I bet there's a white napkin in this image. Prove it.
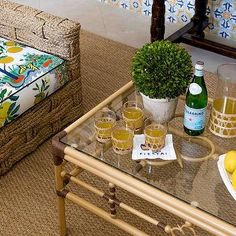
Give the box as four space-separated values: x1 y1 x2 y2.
132 134 177 161
217 154 236 201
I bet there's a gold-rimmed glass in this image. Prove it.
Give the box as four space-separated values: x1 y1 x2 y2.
122 101 144 130
111 122 134 155
144 122 167 152
94 108 116 143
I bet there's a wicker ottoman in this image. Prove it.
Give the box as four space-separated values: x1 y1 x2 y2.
0 0 83 175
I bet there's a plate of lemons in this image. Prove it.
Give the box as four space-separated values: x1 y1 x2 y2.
217 150 236 201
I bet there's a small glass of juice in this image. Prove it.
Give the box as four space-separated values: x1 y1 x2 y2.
94 108 116 143
111 122 134 155
122 101 144 131
144 122 167 151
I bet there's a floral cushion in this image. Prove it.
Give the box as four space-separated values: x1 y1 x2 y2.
0 37 68 128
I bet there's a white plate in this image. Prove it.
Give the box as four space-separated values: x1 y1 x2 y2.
217 154 236 201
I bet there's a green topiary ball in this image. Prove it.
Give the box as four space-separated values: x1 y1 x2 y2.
132 40 193 99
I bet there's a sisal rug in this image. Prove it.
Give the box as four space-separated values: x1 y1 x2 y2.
0 30 215 236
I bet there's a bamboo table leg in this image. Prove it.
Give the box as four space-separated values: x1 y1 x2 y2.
54 160 67 236
108 183 117 218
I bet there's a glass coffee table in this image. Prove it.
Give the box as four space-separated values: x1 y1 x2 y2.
52 81 236 236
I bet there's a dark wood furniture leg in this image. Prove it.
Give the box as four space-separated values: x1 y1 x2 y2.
191 0 209 38
151 0 165 42
151 0 236 59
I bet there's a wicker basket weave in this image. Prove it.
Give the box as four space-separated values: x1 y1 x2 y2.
209 106 236 138
0 0 83 175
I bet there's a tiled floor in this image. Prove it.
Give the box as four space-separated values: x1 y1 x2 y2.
12 0 236 73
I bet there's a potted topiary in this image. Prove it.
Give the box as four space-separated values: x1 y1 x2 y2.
132 40 192 122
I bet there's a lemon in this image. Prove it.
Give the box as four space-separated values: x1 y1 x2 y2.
224 150 236 174
232 170 236 190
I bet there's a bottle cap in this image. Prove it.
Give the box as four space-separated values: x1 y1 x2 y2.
195 61 204 70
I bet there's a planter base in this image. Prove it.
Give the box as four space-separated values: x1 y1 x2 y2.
141 93 178 123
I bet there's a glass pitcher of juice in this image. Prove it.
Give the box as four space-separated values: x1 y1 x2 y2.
209 64 236 138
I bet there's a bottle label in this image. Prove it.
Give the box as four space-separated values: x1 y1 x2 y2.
195 68 203 77
189 83 202 95
184 105 206 131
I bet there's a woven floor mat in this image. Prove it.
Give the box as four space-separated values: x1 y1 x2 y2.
0 30 217 236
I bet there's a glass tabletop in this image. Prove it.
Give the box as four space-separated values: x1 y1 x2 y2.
61 87 236 227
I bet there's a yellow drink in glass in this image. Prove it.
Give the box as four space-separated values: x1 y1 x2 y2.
95 119 115 140
144 124 167 151
96 120 114 130
209 97 236 137
209 64 236 138
94 109 116 143
145 128 166 137
122 102 144 130
213 97 236 116
112 127 134 155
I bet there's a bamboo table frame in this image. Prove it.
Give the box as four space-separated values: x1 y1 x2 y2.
52 81 236 236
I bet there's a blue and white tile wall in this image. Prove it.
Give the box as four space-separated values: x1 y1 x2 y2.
98 0 236 41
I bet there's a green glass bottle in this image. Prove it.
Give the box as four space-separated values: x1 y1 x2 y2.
184 61 208 136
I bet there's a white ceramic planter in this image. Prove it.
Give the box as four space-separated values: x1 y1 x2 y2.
141 93 178 123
